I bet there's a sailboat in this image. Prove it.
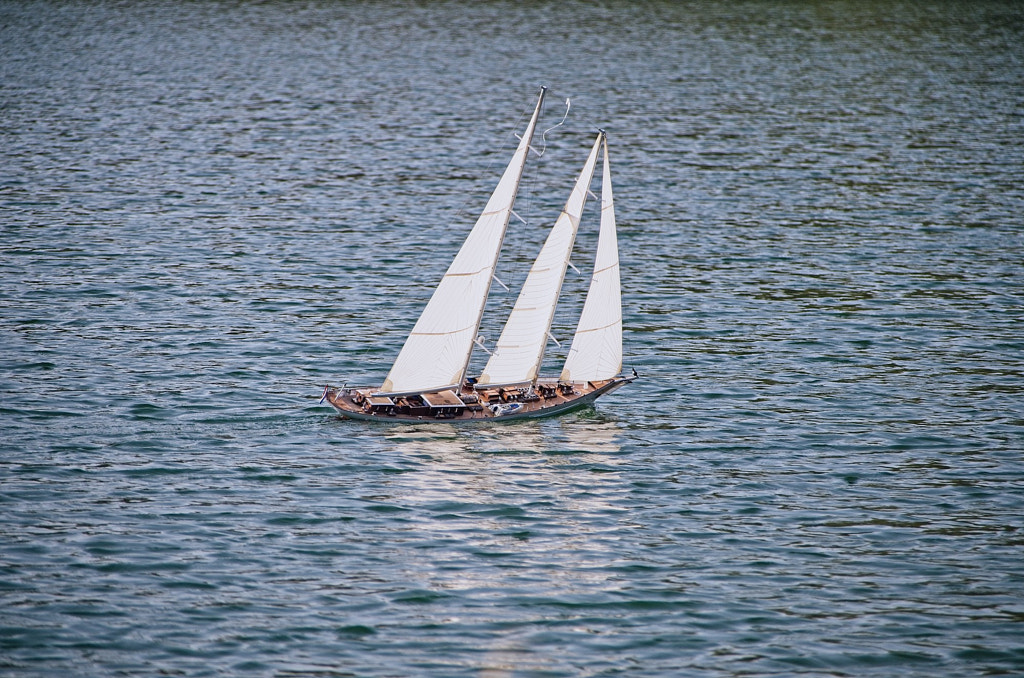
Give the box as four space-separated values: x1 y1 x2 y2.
321 87 635 421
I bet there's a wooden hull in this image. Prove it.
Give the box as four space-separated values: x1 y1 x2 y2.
322 376 634 423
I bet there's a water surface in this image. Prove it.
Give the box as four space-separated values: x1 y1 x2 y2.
2 1 1023 676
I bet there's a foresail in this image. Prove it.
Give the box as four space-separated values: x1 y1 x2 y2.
561 137 622 383
477 132 604 387
380 89 546 395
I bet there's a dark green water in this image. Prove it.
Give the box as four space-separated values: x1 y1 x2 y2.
2 1 1023 676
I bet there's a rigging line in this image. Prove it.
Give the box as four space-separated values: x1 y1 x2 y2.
542 88 609 137
497 127 542 307
441 89 537 225
423 92 539 289
535 97 571 157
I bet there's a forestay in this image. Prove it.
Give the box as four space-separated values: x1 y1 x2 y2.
478 132 604 387
379 90 546 395
561 138 622 383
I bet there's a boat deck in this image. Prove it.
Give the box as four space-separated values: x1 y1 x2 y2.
322 377 633 422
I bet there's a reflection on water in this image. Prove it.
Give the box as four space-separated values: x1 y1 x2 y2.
382 417 624 456
383 424 466 456
375 417 636 676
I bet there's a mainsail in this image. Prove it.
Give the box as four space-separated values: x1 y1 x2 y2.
477 132 604 387
561 137 622 383
379 89 547 395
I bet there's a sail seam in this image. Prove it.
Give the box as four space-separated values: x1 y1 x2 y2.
591 262 619 275
572 319 622 333
444 269 491 278
410 328 474 336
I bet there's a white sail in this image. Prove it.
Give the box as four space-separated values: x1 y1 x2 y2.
478 132 604 387
380 89 546 395
561 137 622 383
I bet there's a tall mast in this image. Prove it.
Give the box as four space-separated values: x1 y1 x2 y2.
561 134 622 383
379 87 547 395
477 131 604 388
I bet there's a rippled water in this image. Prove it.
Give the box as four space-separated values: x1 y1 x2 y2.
3 1 1024 676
